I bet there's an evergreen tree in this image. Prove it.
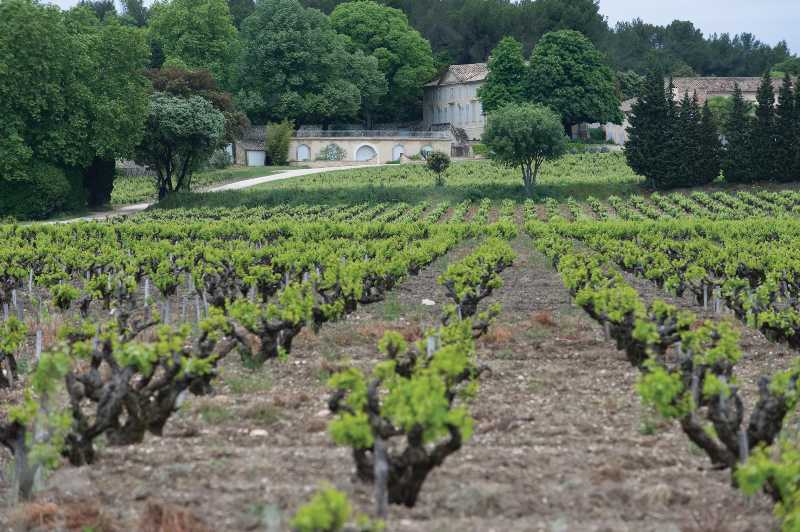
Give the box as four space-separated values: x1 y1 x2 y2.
722 84 754 183
751 71 779 181
795 80 800 181
670 91 697 188
478 37 527 114
698 100 723 185
625 69 672 189
775 73 797 181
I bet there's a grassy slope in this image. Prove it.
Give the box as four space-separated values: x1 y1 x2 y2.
155 153 644 210
110 165 295 206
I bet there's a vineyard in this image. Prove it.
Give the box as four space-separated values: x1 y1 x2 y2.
2 157 800 530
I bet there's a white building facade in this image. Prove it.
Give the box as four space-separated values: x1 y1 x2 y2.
423 63 488 141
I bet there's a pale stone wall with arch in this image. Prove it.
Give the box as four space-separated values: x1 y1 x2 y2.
286 136 450 164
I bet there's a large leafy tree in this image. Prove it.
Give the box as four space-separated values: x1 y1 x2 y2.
148 0 239 88
478 37 527 114
330 0 432 123
482 103 567 194
134 93 226 199
146 67 249 145
0 0 150 213
227 0 255 28
527 30 622 132
237 0 380 125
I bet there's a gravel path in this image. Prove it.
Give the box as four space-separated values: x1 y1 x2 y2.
51 164 384 223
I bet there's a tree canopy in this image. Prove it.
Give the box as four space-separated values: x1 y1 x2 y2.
148 0 239 88
330 0 433 123
135 93 226 199
236 0 383 125
482 103 567 193
301 0 795 77
477 37 527 114
527 30 623 130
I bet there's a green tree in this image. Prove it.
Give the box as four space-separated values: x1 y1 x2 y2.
772 57 800 76
722 84 755 184
265 120 294 165
482 103 567 194
119 0 149 26
0 0 149 215
751 71 780 181
775 73 797 181
330 0 433 123
478 37 527 114
227 0 254 28
425 151 450 186
624 70 673 189
146 67 249 146
134 93 226 199
527 30 623 133
616 70 645 100
237 0 378 125
698 101 723 185
795 79 800 181
148 0 239 88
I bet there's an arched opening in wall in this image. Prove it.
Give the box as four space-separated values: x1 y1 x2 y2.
392 144 404 161
296 144 310 161
355 144 378 162
421 145 433 159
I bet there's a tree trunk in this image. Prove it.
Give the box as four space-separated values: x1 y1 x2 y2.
521 163 533 196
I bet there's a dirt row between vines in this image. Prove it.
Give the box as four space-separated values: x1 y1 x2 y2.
5 236 778 531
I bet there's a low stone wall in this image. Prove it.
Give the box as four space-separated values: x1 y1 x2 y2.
288 136 451 164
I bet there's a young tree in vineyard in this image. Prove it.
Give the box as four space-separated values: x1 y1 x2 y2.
482 103 567 194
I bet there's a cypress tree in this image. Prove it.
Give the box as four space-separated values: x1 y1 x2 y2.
625 69 671 189
794 79 800 181
723 84 754 183
671 91 697 187
752 71 779 181
698 100 723 185
775 73 796 182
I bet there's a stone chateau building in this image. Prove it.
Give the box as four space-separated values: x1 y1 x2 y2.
233 69 791 165
423 63 488 141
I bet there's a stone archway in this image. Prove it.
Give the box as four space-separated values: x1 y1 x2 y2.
355 144 378 162
392 144 405 161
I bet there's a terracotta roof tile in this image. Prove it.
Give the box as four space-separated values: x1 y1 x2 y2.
427 63 488 86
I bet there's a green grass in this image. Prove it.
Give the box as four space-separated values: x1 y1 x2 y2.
153 153 644 211
110 165 296 206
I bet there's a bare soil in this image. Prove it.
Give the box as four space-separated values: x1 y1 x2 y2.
2 236 780 531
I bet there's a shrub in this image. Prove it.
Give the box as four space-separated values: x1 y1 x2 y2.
425 151 450 186
265 120 294 165
208 148 232 169
317 144 346 161
471 143 489 157
0 161 85 219
588 127 606 143
291 484 382 532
